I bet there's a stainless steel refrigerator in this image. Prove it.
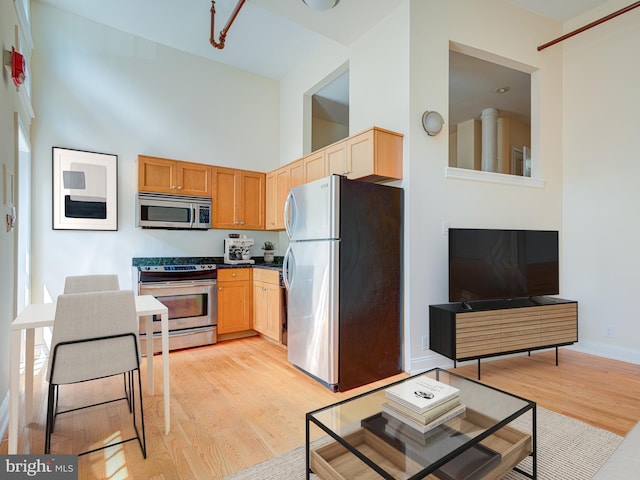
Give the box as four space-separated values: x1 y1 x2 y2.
283 174 402 391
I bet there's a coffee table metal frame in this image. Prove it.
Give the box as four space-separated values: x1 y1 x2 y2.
306 368 536 480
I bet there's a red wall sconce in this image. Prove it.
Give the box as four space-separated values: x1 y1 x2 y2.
3 47 26 87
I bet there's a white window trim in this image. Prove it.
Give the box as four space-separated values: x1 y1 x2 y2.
445 166 546 188
14 0 33 53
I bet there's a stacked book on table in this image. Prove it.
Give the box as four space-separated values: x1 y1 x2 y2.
382 375 465 436
359 375 501 480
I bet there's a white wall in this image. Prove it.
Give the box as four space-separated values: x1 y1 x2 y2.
279 42 348 163
562 0 640 361
406 0 565 372
30 3 281 300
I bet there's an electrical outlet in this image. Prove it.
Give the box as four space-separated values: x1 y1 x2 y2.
422 335 429 350
604 326 614 338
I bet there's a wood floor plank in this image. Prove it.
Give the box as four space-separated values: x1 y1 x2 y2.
2 336 639 479
451 348 640 436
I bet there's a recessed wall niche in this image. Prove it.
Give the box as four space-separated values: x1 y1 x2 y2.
310 69 349 152
449 49 531 177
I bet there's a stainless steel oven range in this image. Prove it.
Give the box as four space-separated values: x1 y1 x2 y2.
136 264 217 352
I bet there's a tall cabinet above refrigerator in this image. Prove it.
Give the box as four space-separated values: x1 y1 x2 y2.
283 175 403 391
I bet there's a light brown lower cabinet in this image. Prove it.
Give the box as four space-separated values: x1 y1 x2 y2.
217 268 253 334
252 269 281 342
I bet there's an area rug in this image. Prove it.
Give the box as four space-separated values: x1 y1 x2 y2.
222 407 622 480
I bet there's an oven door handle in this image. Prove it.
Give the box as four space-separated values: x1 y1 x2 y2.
140 281 216 290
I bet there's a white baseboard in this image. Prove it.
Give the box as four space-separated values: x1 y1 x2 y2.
0 392 8 446
568 341 640 365
407 342 640 377
407 352 454 375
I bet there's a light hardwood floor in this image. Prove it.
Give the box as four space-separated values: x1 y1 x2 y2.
2 336 639 479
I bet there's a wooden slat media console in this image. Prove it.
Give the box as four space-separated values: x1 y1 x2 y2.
429 298 578 379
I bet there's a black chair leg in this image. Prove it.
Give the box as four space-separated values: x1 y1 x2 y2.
51 385 60 433
44 383 56 454
123 372 133 412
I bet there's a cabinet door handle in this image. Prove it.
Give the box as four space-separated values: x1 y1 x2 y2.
177 185 183 190
171 185 177 189
340 170 350 175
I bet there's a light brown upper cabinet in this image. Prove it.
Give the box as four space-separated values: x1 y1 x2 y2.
290 159 304 189
266 166 291 231
326 142 348 176
304 126 402 184
345 127 403 182
266 160 304 231
303 150 327 183
138 155 212 197
213 167 265 230
265 127 403 231
265 172 276 230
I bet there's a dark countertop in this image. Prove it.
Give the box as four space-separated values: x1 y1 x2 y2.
132 256 283 270
229 263 283 271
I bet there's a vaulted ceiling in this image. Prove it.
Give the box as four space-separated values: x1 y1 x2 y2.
37 0 612 128
38 0 611 80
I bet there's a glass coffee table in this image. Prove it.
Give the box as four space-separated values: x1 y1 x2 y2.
306 368 536 480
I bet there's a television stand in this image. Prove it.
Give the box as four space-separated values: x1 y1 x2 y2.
529 295 551 305
429 297 578 379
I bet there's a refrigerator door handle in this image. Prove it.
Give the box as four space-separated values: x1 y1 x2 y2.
282 246 294 292
284 191 296 238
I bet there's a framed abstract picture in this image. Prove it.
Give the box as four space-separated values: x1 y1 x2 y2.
52 147 118 230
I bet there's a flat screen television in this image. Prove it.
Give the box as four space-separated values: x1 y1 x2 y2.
449 228 559 303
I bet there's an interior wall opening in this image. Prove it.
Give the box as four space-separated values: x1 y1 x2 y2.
309 67 349 152
449 48 532 177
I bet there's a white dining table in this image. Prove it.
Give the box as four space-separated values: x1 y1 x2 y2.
8 294 170 454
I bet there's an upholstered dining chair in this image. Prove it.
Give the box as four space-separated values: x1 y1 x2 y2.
63 274 119 294
45 290 147 458
62 273 135 411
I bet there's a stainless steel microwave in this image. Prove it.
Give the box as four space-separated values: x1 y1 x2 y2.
137 192 212 230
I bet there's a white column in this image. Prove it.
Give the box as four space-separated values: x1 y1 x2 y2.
481 107 498 172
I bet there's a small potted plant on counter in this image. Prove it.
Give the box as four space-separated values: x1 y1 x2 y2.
262 241 276 263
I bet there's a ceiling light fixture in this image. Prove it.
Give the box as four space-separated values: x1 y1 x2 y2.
302 0 340 11
495 86 510 94
210 0 246 50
